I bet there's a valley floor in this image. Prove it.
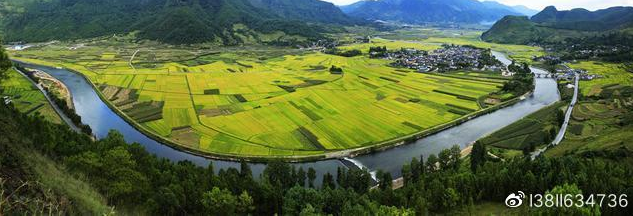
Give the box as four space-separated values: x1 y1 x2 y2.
7 34 542 159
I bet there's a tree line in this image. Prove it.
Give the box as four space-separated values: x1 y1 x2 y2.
2 98 632 215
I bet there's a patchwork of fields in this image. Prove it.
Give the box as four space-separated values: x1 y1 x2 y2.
567 61 633 96
9 37 534 158
0 69 62 124
547 61 633 158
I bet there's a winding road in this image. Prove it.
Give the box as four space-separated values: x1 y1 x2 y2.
532 72 579 158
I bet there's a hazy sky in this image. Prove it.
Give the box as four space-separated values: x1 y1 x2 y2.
322 0 633 11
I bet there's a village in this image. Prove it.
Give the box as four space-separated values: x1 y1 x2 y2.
371 44 503 72
533 55 601 81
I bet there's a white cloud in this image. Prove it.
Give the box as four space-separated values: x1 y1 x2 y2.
321 0 633 10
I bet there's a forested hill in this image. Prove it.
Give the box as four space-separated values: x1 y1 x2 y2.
248 0 357 25
531 6 633 31
0 0 351 44
482 6 633 44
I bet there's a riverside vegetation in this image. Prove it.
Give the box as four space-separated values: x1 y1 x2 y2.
2 88 632 215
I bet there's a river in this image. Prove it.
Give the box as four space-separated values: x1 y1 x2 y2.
19 51 560 180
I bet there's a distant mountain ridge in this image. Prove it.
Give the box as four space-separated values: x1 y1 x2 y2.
531 6 633 31
482 6 633 44
1 0 352 44
340 0 534 24
480 1 539 16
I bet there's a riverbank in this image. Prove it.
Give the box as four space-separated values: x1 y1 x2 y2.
13 67 84 134
30 68 74 109
13 57 531 162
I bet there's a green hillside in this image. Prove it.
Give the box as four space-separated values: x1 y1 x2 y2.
248 0 355 25
481 16 595 44
1 0 345 44
532 6 633 31
482 6 633 44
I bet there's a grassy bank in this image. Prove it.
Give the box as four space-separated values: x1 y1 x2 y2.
0 68 61 123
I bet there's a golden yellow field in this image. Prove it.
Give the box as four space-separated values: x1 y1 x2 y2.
9 36 532 158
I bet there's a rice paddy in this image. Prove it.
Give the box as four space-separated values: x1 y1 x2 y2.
567 61 633 96
0 68 62 124
8 36 523 158
546 61 633 158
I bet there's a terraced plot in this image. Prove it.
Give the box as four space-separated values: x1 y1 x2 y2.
567 61 633 96
10 40 513 159
0 69 62 124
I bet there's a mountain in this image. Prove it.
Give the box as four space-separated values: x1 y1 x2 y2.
340 0 521 24
510 5 540 17
531 6 633 31
482 6 633 44
1 0 349 44
480 1 539 16
248 0 355 25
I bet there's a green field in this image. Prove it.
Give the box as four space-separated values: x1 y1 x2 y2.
547 61 633 160
567 61 633 96
8 33 537 159
479 102 565 151
0 68 62 124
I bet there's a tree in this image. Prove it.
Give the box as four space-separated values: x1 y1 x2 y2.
426 154 439 173
239 160 252 179
378 171 393 190
307 168 316 188
283 186 323 215
201 187 237 215
427 179 445 211
299 204 320 216
401 164 412 186
449 145 462 170
470 141 486 172
297 167 307 187
264 160 292 189
236 191 254 214
336 167 346 186
410 157 421 181
439 149 451 171
0 44 11 80
443 188 460 210
414 195 429 216
556 109 566 125
322 173 336 189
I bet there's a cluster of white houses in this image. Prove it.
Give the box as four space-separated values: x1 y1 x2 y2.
554 65 601 81
381 45 502 72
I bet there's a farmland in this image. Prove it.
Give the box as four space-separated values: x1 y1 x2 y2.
479 102 565 152
567 61 633 96
8 35 534 159
546 62 633 160
0 68 62 124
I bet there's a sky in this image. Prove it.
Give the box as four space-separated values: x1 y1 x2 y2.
322 0 633 11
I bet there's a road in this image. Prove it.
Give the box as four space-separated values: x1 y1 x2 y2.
14 67 83 134
552 73 580 145
532 73 579 159
129 49 140 71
